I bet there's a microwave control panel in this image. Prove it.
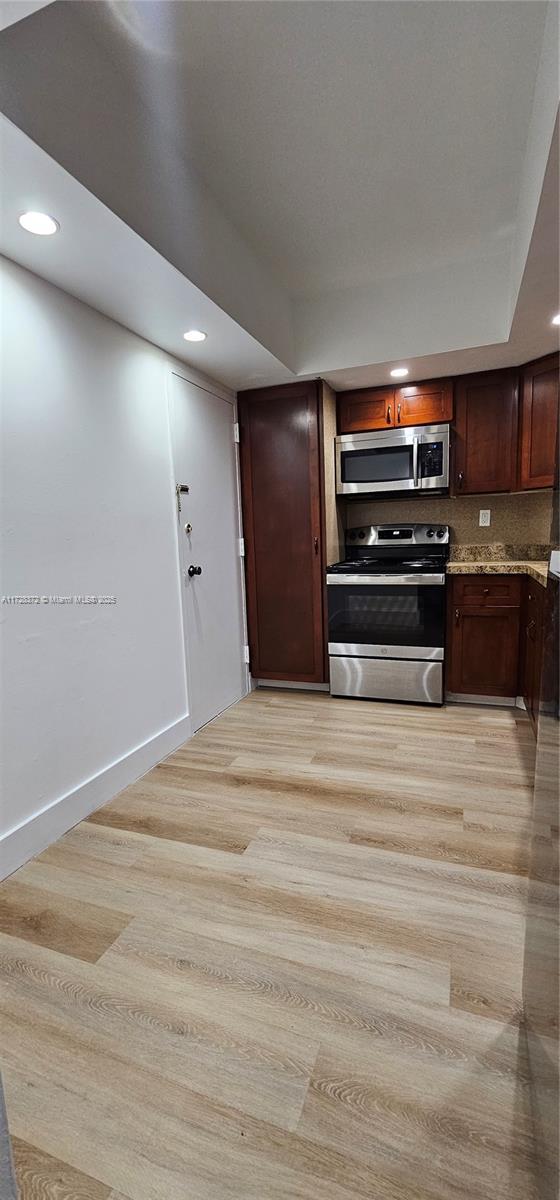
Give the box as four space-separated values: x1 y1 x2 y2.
419 441 444 478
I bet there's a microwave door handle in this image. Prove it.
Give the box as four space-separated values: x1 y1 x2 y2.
412 437 419 487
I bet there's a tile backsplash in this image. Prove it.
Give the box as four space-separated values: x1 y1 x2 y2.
345 489 554 546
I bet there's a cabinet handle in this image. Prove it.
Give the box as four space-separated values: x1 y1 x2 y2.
314 536 319 555
386 405 392 424
397 403 401 423
483 587 489 596
455 608 461 625
457 471 464 489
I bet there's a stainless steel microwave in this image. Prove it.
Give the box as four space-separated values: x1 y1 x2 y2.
335 423 450 496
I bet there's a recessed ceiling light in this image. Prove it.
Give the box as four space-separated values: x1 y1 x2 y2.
19 211 59 236
552 314 560 326
183 329 207 343
390 367 409 378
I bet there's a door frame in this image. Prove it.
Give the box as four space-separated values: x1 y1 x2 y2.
167 366 250 731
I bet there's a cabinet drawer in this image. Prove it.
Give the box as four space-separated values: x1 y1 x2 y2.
451 575 522 607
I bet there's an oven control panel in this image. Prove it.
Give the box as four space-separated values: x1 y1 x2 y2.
346 524 449 546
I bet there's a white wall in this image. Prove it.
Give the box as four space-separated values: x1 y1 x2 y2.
0 257 231 876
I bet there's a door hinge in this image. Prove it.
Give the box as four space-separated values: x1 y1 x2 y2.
243 644 250 665
233 422 240 443
238 537 245 557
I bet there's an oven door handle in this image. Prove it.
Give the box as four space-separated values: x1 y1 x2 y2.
326 573 446 586
412 436 420 488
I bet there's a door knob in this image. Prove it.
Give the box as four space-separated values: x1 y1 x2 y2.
188 565 202 577
184 523 193 535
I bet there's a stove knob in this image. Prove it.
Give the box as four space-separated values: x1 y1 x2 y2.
436 528 445 539
426 528 435 538
349 531 357 540
358 530 365 539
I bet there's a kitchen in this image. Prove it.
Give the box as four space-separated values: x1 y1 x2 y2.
239 362 557 724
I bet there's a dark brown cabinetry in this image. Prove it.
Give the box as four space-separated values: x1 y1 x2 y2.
519 354 559 491
453 370 518 495
338 388 395 433
337 378 452 433
238 381 326 683
336 358 556 495
520 578 545 732
395 379 454 427
447 575 522 698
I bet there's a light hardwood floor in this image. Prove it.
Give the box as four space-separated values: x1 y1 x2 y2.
0 689 542 1199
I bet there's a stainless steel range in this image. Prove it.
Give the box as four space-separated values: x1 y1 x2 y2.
327 523 450 705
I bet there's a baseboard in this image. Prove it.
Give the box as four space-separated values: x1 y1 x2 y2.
0 714 192 880
445 692 516 707
255 680 330 692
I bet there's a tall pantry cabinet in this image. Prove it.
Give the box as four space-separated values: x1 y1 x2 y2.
237 380 332 683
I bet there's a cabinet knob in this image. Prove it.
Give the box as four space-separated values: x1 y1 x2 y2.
188 564 202 577
483 587 489 596
455 608 461 625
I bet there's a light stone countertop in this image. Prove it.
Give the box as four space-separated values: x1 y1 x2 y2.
447 560 549 586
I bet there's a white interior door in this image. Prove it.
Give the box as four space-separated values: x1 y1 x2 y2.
170 372 248 731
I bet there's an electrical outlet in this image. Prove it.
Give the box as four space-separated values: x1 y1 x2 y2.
479 509 491 527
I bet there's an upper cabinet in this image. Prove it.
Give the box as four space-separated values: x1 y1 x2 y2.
337 379 452 433
338 387 395 433
519 353 559 491
453 370 518 495
395 379 453 428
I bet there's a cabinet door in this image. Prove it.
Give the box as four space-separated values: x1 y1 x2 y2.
522 581 545 731
519 354 559 490
337 389 394 433
448 604 520 696
395 379 453 427
454 371 518 494
238 382 325 683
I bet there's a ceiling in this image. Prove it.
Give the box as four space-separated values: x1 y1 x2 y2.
82 0 546 298
0 114 294 391
0 0 558 390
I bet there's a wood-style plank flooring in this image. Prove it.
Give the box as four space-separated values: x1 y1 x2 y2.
0 690 541 1199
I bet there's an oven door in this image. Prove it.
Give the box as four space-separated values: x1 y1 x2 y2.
327 574 446 659
335 425 449 495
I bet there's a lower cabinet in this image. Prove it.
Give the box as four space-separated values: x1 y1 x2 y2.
447 575 522 698
520 580 545 732
447 573 546 733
